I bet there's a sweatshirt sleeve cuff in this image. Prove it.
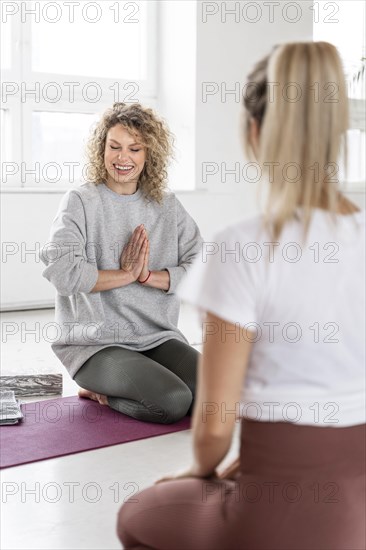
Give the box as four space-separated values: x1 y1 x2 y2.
78 262 99 294
163 266 186 295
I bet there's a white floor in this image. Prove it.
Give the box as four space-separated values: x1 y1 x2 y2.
1 306 240 550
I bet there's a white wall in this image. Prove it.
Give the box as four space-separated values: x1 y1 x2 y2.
158 0 197 191
195 0 312 190
1 1 365 310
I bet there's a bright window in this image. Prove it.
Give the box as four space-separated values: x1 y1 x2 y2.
31 9 148 80
314 0 366 190
0 0 157 189
31 111 100 184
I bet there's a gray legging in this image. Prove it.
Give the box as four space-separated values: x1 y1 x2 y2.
74 339 200 424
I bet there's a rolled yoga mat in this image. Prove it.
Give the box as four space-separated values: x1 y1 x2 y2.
0 396 191 469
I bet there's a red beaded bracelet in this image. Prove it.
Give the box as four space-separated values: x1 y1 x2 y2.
139 270 152 284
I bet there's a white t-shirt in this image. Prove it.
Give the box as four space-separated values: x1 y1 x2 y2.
176 208 366 427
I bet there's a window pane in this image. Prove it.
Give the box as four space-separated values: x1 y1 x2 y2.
314 1 365 190
31 1 148 79
1 109 9 163
339 129 366 186
32 111 99 184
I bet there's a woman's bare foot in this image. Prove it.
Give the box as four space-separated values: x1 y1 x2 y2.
78 388 109 406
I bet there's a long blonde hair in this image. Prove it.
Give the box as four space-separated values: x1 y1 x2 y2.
243 41 353 240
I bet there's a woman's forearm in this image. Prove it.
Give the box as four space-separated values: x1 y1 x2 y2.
191 433 232 477
90 269 134 292
141 270 170 291
191 398 233 478
91 269 171 292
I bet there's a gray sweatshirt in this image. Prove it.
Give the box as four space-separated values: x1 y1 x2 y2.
40 182 203 378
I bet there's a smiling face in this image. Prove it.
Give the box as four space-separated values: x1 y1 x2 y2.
104 124 146 195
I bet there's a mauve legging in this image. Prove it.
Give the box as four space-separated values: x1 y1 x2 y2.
117 420 366 550
74 339 200 424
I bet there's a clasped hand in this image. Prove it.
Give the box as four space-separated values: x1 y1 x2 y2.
120 224 150 283
154 458 241 485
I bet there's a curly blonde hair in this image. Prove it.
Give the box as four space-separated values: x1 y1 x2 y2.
85 103 174 203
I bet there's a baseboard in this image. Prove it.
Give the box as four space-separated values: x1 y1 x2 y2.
0 300 55 312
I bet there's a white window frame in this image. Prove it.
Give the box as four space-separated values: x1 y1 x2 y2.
0 0 157 190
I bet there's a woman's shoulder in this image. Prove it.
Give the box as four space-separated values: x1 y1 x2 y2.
207 208 366 248
56 183 101 215
63 182 102 205
212 213 266 242
72 182 101 199
153 189 183 211
160 188 177 202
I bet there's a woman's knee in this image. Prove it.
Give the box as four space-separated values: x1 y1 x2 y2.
160 386 193 423
116 500 135 548
117 486 156 548
109 386 192 424
141 390 192 424
140 376 193 423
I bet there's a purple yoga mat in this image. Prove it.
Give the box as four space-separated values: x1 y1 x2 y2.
0 396 191 469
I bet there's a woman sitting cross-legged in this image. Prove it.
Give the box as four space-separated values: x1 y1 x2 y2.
117 42 365 550
40 103 203 424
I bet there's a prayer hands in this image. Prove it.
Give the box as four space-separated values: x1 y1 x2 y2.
120 224 148 281
137 229 150 283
